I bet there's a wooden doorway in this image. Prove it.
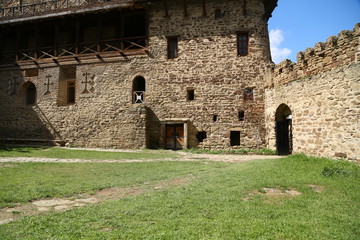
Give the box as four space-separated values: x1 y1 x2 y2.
166 124 184 150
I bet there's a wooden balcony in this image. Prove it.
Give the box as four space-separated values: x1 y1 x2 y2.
0 36 148 65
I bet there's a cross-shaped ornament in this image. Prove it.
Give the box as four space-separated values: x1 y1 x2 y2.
10 76 19 95
82 72 91 94
44 74 53 95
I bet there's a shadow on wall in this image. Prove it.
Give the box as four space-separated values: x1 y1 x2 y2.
0 72 62 146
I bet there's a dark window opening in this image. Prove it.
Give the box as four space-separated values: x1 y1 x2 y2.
67 81 76 104
196 131 207 143
213 114 218 122
26 83 36 105
230 131 240 146
187 89 194 101
238 110 245 121
244 88 254 101
25 69 39 77
214 9 222 19
237 33 248 56
167 37 178 59
133 76 146 104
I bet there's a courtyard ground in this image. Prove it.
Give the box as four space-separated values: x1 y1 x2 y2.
0 147 359 239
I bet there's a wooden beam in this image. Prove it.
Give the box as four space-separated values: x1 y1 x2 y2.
202 0 206 16
183 0 188 17
243 0 247 16
163 0 169 18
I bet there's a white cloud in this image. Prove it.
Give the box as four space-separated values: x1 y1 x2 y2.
269 29 292 64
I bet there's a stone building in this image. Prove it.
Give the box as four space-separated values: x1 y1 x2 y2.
0 0 359 160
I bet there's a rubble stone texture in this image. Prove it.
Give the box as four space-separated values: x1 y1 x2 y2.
0 0 359 160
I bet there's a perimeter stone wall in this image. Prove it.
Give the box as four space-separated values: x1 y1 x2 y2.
0 0 272 149
265 24 360 160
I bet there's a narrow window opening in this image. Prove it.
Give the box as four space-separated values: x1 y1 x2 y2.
237 32 248 56
25 69 39 77
187 89 194 101
230 131 240 146
244 88 254 101
212 114 218 122
214 9 222 19
133 76 146 104
67 81 76 104
196 131 207 143
26 83 36 105
238 110 245 121
167 37 178 59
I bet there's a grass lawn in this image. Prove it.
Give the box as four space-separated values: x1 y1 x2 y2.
0 147 179 160
0 154 359 239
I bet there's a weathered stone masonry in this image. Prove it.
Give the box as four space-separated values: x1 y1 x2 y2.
265 24 360 160
1 0 358 161
0 0 276 149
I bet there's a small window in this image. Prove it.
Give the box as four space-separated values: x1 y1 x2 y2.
212 114 218 122
26 83 36 105
214 9 222 19
187 89 194 101
133 76 146 104
167 37 178 59
244 88 254 101
25 69 39 77
238 110 245 121
230 131 240 146
196 131 207 143
67 81 76 104
237 33 248 56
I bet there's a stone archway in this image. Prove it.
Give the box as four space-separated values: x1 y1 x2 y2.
18 81 37 105
275 104 292 155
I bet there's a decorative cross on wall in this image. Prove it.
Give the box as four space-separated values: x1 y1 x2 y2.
82 72 91 94
10 76 19 95
44 74 53 95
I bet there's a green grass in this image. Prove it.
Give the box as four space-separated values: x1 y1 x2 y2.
0 147 179 160
0 154 359 239
183 147 276 155
0 161 223 208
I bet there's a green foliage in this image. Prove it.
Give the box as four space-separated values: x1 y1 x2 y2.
0 154 359 239
322 159 359 177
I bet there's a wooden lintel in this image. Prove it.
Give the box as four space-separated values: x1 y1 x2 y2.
163 0 169 18
202 0 206 16
183 0 188 17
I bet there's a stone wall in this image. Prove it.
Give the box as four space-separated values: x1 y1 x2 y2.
0 0 273 149
265 24 360 160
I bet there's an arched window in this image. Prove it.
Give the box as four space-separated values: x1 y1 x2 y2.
24 82 37 105
133 76 146 103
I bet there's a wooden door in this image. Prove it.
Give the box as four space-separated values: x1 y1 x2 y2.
166 124 184 150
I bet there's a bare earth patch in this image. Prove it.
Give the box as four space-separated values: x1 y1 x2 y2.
0 176 192 225
243 187 302 204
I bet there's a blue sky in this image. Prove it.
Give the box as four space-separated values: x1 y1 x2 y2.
268 0 360 63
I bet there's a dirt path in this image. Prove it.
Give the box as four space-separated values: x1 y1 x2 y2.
0 151 282 163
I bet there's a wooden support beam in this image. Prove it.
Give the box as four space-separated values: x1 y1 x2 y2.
75 20 79 55
54 24 59 57
183 0 188 17
243 0 247 16
163 0 169 18
202 0 206 16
